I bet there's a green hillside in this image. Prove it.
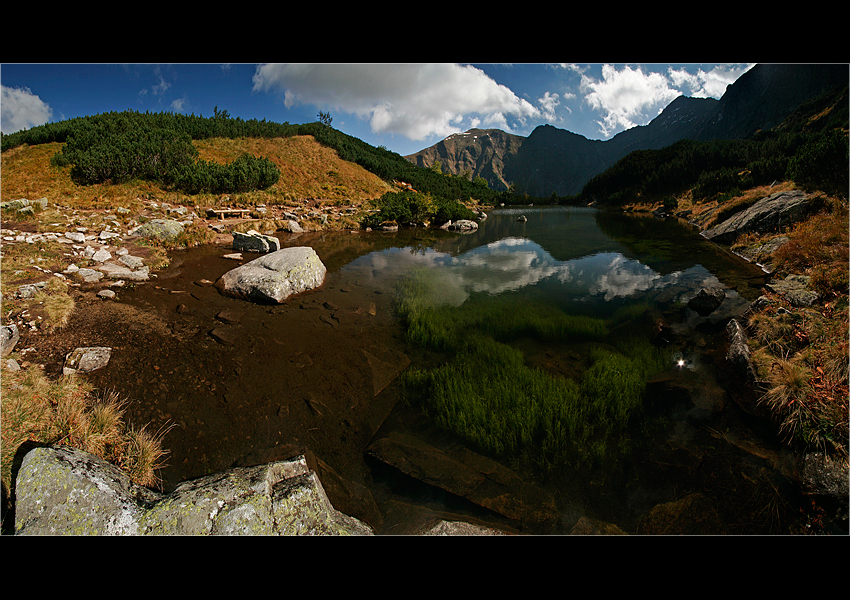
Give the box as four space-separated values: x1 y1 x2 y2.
1 109 507 209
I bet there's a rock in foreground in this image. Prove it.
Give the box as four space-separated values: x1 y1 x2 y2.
14 446 372 535
215 246 327 304
702 190 815 244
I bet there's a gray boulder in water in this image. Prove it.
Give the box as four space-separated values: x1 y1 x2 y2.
63 347 112 375
215 246 327 304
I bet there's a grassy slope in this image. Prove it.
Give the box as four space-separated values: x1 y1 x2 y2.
1 135 395 211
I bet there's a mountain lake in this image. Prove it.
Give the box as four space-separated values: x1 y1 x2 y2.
53 206 825 534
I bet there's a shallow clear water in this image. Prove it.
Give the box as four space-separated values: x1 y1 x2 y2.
82 205 813 534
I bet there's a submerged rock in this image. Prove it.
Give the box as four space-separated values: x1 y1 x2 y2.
366 430 559 527
638 492 726 535
215 246 327 304
687 286 726 316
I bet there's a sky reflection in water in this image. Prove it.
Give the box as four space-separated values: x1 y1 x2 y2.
339 207 752 320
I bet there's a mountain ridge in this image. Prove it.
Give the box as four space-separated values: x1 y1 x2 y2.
404 128 525 192
405 63 848 197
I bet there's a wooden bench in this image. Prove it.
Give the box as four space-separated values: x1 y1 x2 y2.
206 208 251 220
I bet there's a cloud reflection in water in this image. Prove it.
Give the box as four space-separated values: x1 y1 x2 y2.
344 236 701 309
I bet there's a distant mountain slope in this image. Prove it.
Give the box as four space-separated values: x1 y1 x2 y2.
404 129 524 191
690 63 849 141
406 63 848 197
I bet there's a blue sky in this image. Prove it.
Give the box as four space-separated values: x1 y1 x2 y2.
1 63 756 157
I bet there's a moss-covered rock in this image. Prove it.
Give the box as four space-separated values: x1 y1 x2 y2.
14 446 372 535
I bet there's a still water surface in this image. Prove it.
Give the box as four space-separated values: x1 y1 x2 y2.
93 206 812 534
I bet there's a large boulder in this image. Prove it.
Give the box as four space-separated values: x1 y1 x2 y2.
133 219 184 242
702 190 816 244
215 246 327 304
447 219 479 232
765 274 820 307
13 446 372 535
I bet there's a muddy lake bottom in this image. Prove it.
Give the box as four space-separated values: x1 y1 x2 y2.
24 223 827 535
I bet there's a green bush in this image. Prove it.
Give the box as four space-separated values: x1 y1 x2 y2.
48 112 280 195
361 190 475 228
172 154 279 195
431 197 476 224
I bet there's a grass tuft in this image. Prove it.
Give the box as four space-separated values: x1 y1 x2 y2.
120 423 173 490
1 366 170 492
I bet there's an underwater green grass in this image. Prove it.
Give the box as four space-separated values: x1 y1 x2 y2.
396 267 669 469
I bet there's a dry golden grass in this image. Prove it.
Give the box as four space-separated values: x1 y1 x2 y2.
1 135 394 213
735 193 848 459
119 423 173 489
771 197 849 296
193 135 394 205
1 142 169 210
1 366 171 491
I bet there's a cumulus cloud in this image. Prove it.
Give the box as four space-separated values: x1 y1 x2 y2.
1 85 53 134
668 63 755 98
252 63 540 141
580 64 682 138
578 63 757 138
537 91 560 121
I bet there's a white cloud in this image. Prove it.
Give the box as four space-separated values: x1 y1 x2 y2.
1 85 53 134
170 97 188 113
580 64 681 138
538 91 560 121
151 76 171 95
668 63 755 98
252 63 540 141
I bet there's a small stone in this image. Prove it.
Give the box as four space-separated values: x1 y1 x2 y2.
119 254 145 269
65 232 86 243
63 347 112 375
97 290 116 300
92 249 112 262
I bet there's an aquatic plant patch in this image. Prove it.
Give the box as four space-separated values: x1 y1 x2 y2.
395 267 670 468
